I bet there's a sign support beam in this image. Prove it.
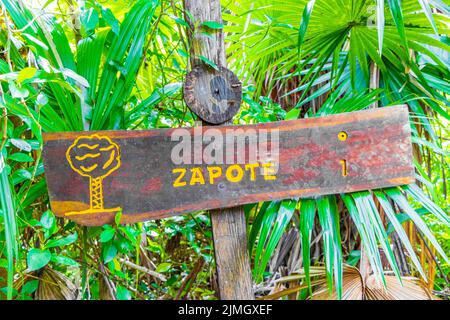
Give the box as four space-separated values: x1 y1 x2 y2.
183 0 255 300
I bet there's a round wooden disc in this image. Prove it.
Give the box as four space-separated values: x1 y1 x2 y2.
183 65 242 124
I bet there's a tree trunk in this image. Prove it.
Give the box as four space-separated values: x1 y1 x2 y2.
90 177 103 209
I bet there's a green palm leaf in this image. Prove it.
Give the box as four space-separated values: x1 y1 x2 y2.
374 190 427 280
317 196 343 299
0 154 18 300
299 199 316 293
91 0 159 130
385 187 450 265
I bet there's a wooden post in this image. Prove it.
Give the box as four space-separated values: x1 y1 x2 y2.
183 0 254 299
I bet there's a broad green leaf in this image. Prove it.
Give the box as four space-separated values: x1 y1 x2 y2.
9 138 31 152
27 249 51 272
100 228 116 243
285 108 300 120
51 254 79 267
40 210 55 230
21 280 39 295
8 152 34 163
102 242 117 263
45 232 78 249
198 55 219 71
115 210 123 226
102 7 120 35
201 21 223 29
116 285 132 300
9 82 29 99
17 67 37 83
81 7 99 34
156 262 172 273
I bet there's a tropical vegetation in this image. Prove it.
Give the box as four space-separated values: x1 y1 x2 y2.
0 0 449 300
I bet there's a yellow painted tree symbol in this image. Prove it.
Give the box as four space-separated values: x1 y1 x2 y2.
65 134 121 216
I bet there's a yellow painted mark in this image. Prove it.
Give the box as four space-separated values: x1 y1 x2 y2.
100 145 115 151
65 134 121 216
78 143 99 149
338 132 348 177
226 165 244 183
103 150 116 169
66 207 121 216
388 176 415 185
340 160 347 177
338 131 348 141
262 162 277 180
171 163 279 188
75 153 101 161
245 163 259 181
190 167 206 185
80 164 98 172
207 166 222 184
173 168 187 187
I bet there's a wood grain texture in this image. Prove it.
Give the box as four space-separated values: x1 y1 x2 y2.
183 0 226 67
42 106 414 227
184 66 242 124
184 0 254 300
209 205 254 300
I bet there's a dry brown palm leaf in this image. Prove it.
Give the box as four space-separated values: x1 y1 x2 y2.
258 266 329 300
311 266 364 300
364 274 435 300
35 266 78 300
311 266 435 300
265 265 436 300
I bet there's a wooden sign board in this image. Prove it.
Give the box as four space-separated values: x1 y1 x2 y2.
42 106 414 226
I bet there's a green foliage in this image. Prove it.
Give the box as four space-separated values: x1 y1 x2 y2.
0 0 448 300
226 0 449 298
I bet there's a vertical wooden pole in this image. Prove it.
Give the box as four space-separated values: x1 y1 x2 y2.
183 0 254 300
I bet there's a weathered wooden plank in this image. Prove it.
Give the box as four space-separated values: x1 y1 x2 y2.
208 205 254 299
42 106 414 227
